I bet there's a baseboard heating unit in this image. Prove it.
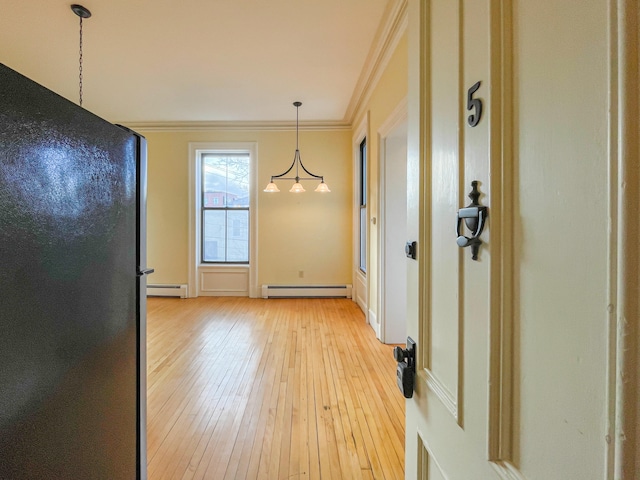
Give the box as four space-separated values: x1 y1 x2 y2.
261 285 352 299
147 284 188 299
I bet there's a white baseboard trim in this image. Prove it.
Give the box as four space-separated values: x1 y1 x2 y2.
368 309 381 339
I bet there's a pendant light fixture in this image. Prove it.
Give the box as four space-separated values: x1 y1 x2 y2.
264 102 330 193
71 4 92 107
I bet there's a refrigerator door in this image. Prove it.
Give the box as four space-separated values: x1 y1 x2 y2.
0 64 145 479
130 128 152 480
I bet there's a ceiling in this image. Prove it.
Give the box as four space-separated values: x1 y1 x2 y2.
0 0 396 125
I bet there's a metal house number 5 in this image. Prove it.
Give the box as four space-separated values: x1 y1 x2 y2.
467 81 482 127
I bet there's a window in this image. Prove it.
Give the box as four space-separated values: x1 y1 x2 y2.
359 138 367 273
201 153 250 263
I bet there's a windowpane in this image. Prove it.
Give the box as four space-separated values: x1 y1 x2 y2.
203 154 250 208
360 206 367 272
200 152 250 264
203 210 226 262
359 138 367 273
226 210 249 262
360 138 367 206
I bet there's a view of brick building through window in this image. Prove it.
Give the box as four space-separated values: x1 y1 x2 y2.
201 153 250 263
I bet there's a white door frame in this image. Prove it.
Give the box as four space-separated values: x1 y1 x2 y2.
377 98 408 343
352 114 369 318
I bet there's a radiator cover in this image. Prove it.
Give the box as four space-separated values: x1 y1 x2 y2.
147 284 188 298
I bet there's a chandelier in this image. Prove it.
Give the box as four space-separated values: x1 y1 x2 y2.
264 102 330 193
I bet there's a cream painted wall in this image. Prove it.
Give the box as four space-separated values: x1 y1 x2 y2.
352 32 408 317
139 128 352 288
140 32 408 298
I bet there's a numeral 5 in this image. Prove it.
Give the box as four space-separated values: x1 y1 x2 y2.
467 81 482 127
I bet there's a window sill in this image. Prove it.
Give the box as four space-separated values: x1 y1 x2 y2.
199 264 249 269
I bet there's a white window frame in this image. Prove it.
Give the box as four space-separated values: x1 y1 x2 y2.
358 137 367 274
200 152 250 264
188 142 258 298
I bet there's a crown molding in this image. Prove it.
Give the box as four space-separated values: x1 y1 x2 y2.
344 0 409 124
119 120 351 133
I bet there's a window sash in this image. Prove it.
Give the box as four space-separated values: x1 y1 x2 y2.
200 152 250 264
201 206 249 264
359 205 367 273
359 138 367 273
359 138 367 207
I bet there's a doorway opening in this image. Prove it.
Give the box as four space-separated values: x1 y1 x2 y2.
378 104 408 345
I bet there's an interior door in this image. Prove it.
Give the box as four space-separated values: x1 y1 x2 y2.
405 0 498 476
404 0 636 478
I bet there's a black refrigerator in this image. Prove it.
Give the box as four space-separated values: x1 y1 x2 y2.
0 63 149 479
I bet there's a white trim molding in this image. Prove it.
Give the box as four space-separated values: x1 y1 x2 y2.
346 0 409 124
121 120 350 133
609 0 640 477
199 265 249 297
352 113 370 316
377 97 408 344
188 142 259 298
354 271 368 316
368 308 380 338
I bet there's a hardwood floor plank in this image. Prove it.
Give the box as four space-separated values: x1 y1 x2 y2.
147 297 405 480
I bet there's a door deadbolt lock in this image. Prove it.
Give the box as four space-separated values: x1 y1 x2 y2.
393 337 416 399
405 241 417 260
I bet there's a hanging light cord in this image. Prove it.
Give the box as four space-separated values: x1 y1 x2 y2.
295 103 300 179
71 5 91 107
267 101 325 182
78 15 84 107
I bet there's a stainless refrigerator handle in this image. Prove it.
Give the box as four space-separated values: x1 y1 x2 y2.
137 268 155 277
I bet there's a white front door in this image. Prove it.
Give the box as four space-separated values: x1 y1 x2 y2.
404 0 639 478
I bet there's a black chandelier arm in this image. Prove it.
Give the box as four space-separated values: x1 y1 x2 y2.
270 153 299 180
274 176 323 182
297 153 323 180
266 102 327 188
269 149 323 181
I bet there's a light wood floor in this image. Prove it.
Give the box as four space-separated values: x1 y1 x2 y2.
146 297 405 480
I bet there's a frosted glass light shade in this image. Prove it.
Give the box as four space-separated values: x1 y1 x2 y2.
289 182 305 193
315 182 331 193
264 182 280 192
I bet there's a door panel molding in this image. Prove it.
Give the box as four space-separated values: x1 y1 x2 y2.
491 461 528 480
486 0 517 468
609 0 640 477
418 0 464 426
476 0 527 475
484 2 531 479
418 433 450 480
423 370 459 420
